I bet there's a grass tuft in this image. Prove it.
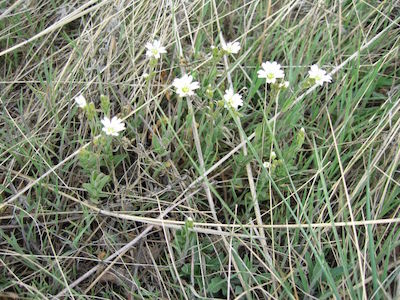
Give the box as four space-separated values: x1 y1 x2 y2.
1 0 400 299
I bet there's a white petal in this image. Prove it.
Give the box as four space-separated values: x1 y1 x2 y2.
172 78 181 88
257 70 266 78
101 117 111 126
324 74 332 82
116 124 126 131
190 81 200 90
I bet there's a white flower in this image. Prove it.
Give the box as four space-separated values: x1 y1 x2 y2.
101 116 126 136
223 88 243 110
145 40 167 60
270 151 276 160
74 95 87 108
257 61 285 84
142 72 149 79
300 127 305 134
279 81 289 89
263 161 271 168
222 41 241 55
308 64 332 86
172 74 200 97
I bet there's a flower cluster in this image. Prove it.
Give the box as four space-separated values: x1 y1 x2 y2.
257 61 332 89
74 94 125 137
74 39 333 137
263 151 279 173
168 39 332 113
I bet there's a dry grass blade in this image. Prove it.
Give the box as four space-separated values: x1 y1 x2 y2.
1 0 399 298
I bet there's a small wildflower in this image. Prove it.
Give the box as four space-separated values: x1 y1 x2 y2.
223 88 243 110
74 95 87 108
257 61 285 84
263 161 271 168
142 72 149 79
221 41 241 55
270 151 276 160
172 74 200 97
205 84 214 98
186 216 194 228
297 127 306 148
101 116 126 136
279 81 290 89
308 65 332 86
145 40 167 60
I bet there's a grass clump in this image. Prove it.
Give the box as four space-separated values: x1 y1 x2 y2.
1 0 400 299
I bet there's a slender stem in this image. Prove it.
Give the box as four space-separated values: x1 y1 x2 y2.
171 4 252 297
212 0 272 264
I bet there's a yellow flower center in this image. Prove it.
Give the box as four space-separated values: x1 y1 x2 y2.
182 86 190 94
152 49 159 55
267 73 275 79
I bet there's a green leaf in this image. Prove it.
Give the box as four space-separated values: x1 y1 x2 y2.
78 149 99 173
83 171 110 202
100 94 110 116
207 276 227 295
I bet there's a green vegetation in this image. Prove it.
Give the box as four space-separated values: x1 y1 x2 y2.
0 0 399 298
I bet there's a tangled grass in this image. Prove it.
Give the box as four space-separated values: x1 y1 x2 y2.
1 0 400 299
